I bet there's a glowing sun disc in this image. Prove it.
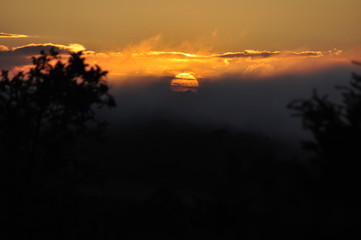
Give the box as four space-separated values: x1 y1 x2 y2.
174 73 197 80
171 73 199 93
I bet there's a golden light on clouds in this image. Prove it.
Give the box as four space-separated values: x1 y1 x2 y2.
0 45 9 51
79 37 353 87
0 32 29 38
1 37 359 89
11 43 86 52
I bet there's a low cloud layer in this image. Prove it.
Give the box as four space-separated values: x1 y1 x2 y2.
0 39 354 82
1 39 360 143
102 63 359 145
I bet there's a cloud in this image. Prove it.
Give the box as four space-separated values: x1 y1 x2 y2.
11 43 86 55
132 49 324 59
133 51 203 59
0 45 9 51
94 38 347 83
0 32 29 38
79 38 359 141
213 50 323 58
1 38 360 143
0 37 357 87
0 43 86 68
85 47 351 85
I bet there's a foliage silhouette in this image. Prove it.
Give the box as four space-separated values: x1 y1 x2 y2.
0 49 115 162
0 49 116 239
288 61 361 229
288 61 361 172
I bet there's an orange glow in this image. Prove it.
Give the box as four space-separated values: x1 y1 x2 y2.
2 39 359 88
78 37 357 86
89 47 353 86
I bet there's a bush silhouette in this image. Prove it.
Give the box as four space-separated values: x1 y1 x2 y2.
0 48 115 171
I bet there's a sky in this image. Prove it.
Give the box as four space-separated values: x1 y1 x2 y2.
1 0 361 51
1 0 361 140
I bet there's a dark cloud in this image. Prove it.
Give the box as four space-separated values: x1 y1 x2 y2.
0 43 85 69
135 50 325 60
10 43 85 55
134 51 202 59
0 32 29 38
215 51 323 58
286 52 322 57
214 51 278 58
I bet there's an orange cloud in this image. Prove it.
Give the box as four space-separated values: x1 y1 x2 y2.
0 32 29 38
0 45 9 51
11 43 86 54
83 42 352 86
1 37 359 87
0 43 87 69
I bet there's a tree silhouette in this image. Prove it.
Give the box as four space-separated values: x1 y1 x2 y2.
0 48 115 170
0 49 117 239
288 61 361 188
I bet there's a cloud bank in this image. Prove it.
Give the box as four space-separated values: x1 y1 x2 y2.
0 39 360 142
0 38 353 83
66 38 350 89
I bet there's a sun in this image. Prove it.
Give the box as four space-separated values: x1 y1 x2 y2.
174 73 197 80
170 73 199 93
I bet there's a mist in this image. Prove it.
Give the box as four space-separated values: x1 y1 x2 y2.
103 64 357 143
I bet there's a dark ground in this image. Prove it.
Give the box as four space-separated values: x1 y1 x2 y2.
1 119 359 240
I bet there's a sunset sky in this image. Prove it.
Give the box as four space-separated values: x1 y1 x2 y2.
1 0 361 51
1 0 361 137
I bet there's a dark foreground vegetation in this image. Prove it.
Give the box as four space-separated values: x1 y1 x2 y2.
1 50 360 239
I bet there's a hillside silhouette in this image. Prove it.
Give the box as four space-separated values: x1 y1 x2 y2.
1 50 360 239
